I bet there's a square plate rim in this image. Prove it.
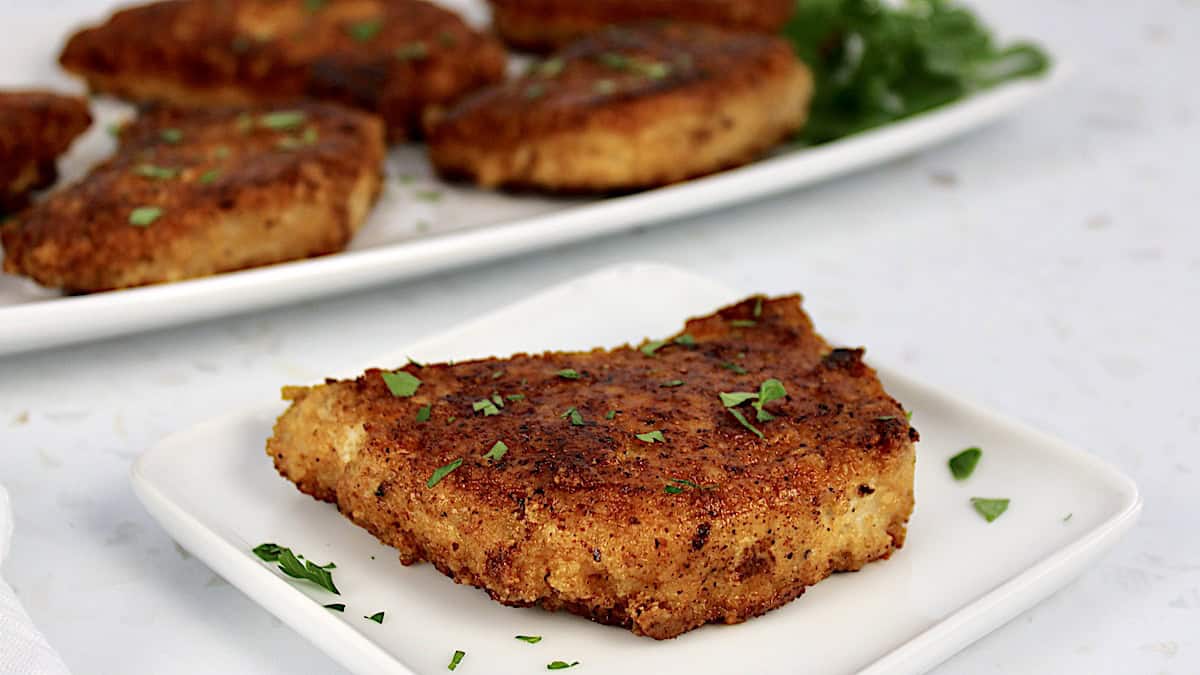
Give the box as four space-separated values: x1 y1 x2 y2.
1 66 1068 357
131 260 1139 675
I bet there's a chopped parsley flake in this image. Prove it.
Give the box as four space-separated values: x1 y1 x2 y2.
198 169 222 184
515 635 542 644
730 319 757 327
128 206 163 227
277 127 318 149
640 340 668 356
1063 513 1073 522
664 478 710 494
252 543 284 561
259 110 307 130
134 163 179 180
636 430 665 443
492 369 505 379
415 405 432 423
324 603 345 611
159 128 183 144
533 58 564 77
605 410 617 420
660 379 684 388
506 394 526 402
949 447 982 480
556 369 580 380
492 393 505 407
755 378 787 421
347 19 383 43
427 458 463 488
106 122 123 138
414 189 443 202
674 334 695 346
212 145 231 159
365 611 385 624
720 361 748 374
473 399 501 416
547 662 579 670
971 497 1009 522
260 545 340 594
395 42 428 61
381 370 421 397
448 650 466 671
560 407 584 426
593 79 617 95
598 52 630 69
483 440 508 461
753 297 764 318
727 408 763 438
524 83 547 99
719 392 758 407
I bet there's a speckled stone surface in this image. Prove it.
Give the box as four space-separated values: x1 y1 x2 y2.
1 0 1197 673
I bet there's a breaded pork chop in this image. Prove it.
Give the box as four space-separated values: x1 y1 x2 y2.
59 0 506 140
426 23 812 191
0 92 92 213
268 296 917 639
1 103 383 292
488 0 795 52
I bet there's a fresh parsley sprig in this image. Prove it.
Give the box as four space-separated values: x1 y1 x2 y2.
252 543 339 594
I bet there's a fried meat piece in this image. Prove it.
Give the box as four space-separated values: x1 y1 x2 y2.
0 91 92 213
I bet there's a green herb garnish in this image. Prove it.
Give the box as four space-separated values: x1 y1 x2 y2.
473 399 500 416
277 127 318 149
593 79 617 95
395 42 428 61
483 441 508 461
491 369 505 379
719 392 758 407
448 650 466 671
381 371 421 397
427 458 463 488
605 410 617 420
727 408 764 438
597 52 630 70
516 635 542 644
556 369 580 380
252 543 284 561
640 340 668 356
547 662 579 670
259 110 307 130
636 430 665 443
128 206 163 227
753 297 764 318
674 334 695 346
755 378 787 421
414 189 443 202
783 0 1051 144
971 497 1009 522
948 447 982 480
159 128 183 144
1063 512 1073 522
561 407 584 426
347 19 383 42
729 319 757 327
720 361 748 374
324 603 345 611
660 379 684 388
198 169 222 184
135 163 179 180
506 394 526 401
274 547 340 594
533 57 564 77
524 83 547 99
416 405 432 423
365 611 385 624
664 478 709 494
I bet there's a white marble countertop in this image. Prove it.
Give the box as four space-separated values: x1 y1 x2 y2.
2 0 1198 673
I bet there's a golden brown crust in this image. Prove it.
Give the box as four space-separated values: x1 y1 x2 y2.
0 91 92 213
59 0 506 140
426 23 812 191
488 0 795 52
1 102 384 292
267 296 917 638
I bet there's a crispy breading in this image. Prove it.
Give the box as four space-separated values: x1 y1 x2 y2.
488 0 796 52
426 23 813 191
0 91 91 214
59 0 506 140
267 296 917 639
1 102 383 292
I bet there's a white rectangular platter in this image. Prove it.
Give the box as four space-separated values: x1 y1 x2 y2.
132 262 1140 675
0 2 1063 356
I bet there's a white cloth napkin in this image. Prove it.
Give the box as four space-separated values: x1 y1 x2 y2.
0 486 70 675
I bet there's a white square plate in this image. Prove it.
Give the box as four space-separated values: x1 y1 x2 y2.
0 2 1064 355
132 262 1139 675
